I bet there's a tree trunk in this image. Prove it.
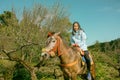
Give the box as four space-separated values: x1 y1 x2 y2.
30 69 38 80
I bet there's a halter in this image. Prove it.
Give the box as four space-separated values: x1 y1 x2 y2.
48 36 63 56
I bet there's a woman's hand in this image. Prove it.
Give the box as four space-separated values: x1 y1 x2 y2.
72 44 79 47
76 47 84 55
71 44 84 55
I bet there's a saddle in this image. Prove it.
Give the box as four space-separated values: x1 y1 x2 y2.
71 46 94 66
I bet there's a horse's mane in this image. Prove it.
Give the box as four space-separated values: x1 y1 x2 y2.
61 38 70 49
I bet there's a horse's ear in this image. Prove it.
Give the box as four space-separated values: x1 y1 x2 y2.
55 32 61 36
47 32 55 38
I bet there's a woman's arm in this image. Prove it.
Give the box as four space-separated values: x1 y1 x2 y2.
70 35 75 45
78 30 87 47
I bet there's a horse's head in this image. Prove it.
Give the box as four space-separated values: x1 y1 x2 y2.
41 32 61 59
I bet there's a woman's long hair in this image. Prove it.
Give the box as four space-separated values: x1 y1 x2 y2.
72 21 83 35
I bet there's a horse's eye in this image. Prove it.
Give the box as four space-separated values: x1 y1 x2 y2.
52 40 55 42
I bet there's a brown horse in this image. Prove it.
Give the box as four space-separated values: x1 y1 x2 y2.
39 32 95 80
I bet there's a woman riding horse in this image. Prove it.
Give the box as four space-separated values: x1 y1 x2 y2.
37 32 95 80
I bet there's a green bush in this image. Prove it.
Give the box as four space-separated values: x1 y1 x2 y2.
13 63 31 80
36 71 55 80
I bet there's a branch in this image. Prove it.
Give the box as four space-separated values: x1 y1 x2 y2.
23 38 45 46
1 43 37 72
0 56 9 60
2 52 33 70
1 42 38 55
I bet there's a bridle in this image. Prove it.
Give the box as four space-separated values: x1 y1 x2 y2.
46 36 63 56
43 35 78 67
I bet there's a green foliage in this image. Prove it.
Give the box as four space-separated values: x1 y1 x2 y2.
89 38 120 53
13 63 31 80
0 64 5 77
0 11 18 26
89 38 120 80
36 71 55 80
0 60 16 80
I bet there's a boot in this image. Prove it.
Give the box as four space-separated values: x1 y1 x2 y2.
89 54 94 65
82 56 86 66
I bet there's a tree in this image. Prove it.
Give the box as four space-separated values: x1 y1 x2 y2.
0 11 18 26
104 42 111 52
94 40 100 52
0 3 71 80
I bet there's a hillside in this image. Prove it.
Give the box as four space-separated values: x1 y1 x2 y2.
88 38 120 80
89 38 120 52
1 38 120 80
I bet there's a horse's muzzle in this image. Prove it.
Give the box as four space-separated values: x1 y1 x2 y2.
41 52 50 60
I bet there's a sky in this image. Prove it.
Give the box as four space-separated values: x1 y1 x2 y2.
0 0 120 45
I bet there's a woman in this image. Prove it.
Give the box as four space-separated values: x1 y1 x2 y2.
70 21 93 79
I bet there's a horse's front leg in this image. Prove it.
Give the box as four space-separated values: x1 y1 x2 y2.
71 72 77 80
62 68 71 80
63 73 69 80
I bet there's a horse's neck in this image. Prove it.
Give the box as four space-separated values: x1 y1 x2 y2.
59 38 74 63
59 39 68 55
